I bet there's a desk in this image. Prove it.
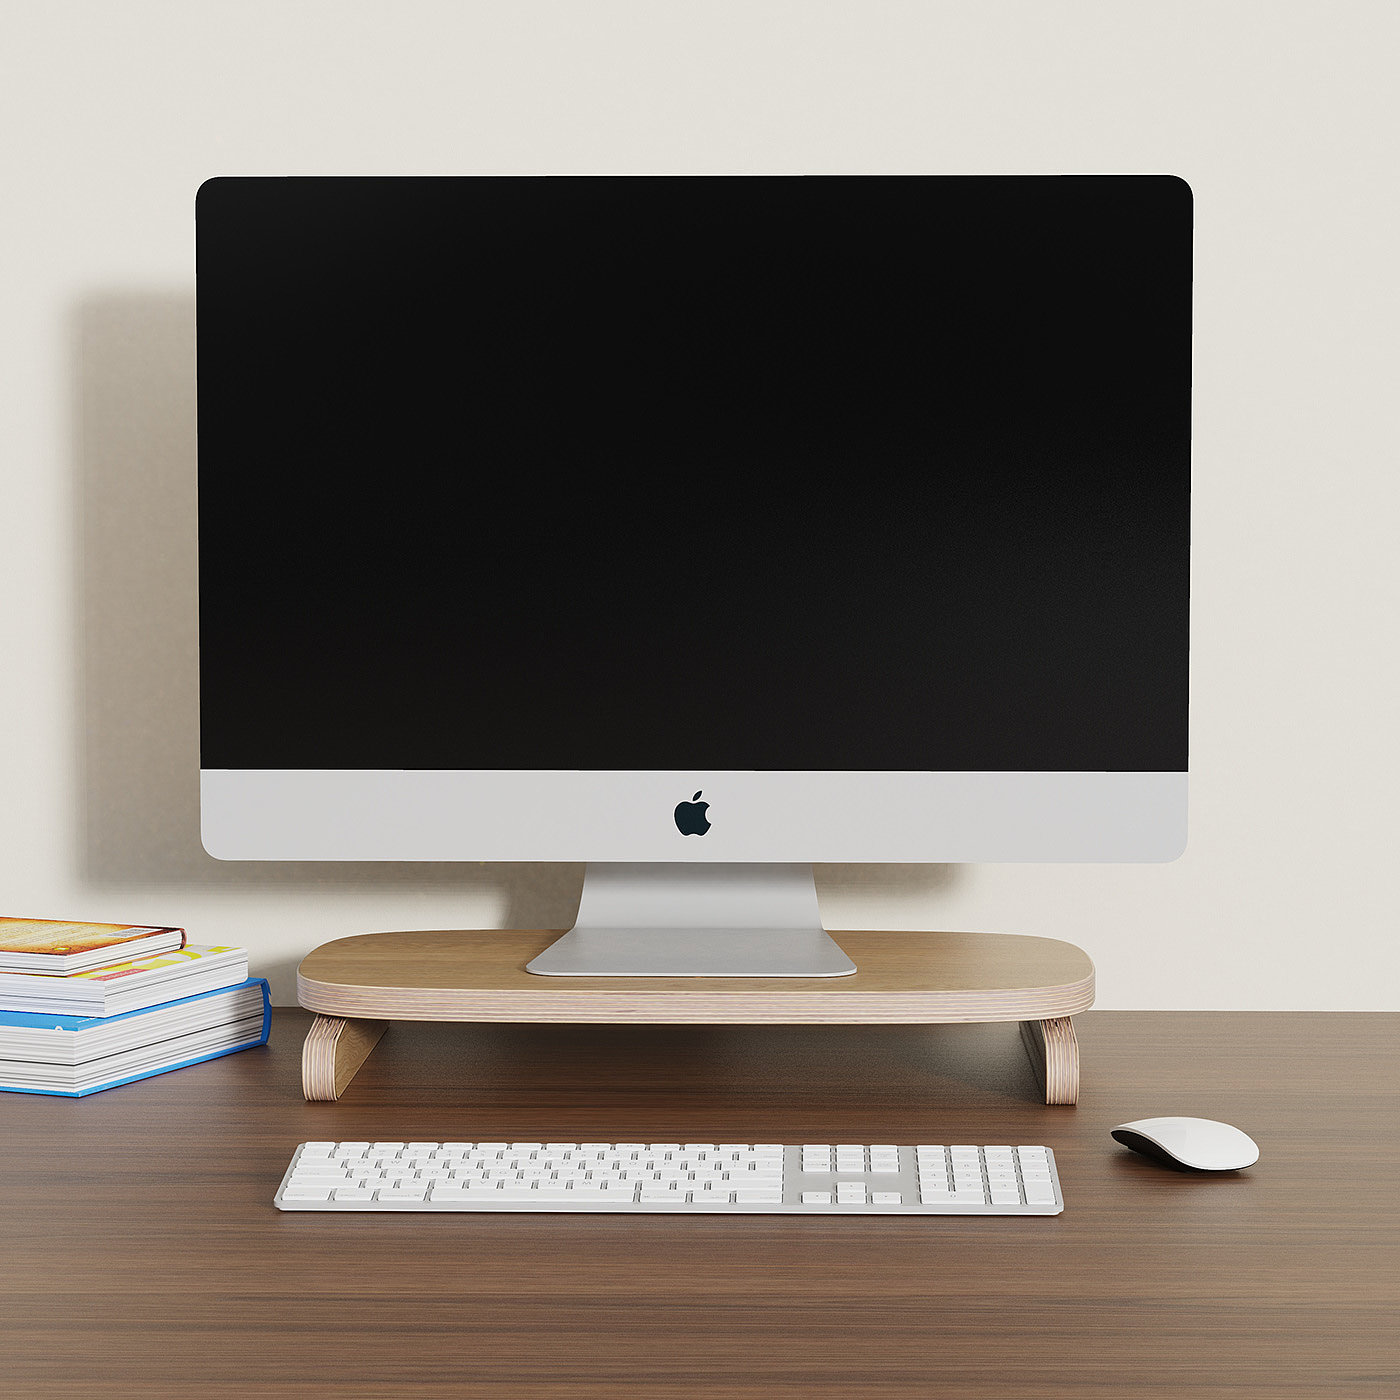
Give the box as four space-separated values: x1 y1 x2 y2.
3 1010 1396 1398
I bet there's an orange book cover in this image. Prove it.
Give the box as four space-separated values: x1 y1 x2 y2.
0 920 187 973
0 919 183 956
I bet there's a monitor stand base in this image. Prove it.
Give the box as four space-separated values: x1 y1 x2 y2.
525 864 857 978
525 926 857 978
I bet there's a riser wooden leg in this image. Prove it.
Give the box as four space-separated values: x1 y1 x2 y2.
302 1015 388 1101
1019 1017 1079 1105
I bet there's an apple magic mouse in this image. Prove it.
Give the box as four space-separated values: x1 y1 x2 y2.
1110 1116 1259 1171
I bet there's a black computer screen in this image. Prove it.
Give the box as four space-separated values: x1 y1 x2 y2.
197 176 1190 773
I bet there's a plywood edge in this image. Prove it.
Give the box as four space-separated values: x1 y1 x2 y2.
302 1014 388 1100
297 968 1096 1024
1019 1017 1080 1105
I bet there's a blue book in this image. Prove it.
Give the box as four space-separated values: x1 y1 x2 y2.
0 977 270 1097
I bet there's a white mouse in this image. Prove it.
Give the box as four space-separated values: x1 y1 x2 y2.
1111 1116 1259 1171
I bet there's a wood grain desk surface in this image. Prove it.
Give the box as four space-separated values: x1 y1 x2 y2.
3 1009 1397 1400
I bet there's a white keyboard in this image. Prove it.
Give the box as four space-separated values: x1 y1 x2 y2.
274 1141 1063 1214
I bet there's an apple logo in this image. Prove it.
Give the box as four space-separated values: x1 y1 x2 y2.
674 790 711 836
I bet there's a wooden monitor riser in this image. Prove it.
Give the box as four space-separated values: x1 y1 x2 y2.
297 929 1094 1104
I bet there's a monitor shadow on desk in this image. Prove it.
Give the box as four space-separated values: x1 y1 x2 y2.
70 293 960 968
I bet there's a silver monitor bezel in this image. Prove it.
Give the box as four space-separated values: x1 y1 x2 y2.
200 768 1186 862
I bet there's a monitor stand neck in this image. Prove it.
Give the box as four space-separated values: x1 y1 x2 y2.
524 863 857 977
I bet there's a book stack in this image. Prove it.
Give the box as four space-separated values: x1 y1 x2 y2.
0 918 270 1096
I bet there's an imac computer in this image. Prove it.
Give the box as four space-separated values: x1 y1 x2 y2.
196 175 1191 977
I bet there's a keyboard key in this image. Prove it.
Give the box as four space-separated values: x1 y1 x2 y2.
871 1192 902 1205
801 1192 832 1205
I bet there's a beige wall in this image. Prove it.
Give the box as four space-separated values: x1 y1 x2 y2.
2 2 1397 1008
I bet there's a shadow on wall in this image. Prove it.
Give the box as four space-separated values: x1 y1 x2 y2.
71 293 960 937
816 863 959 919
71 291 583 932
